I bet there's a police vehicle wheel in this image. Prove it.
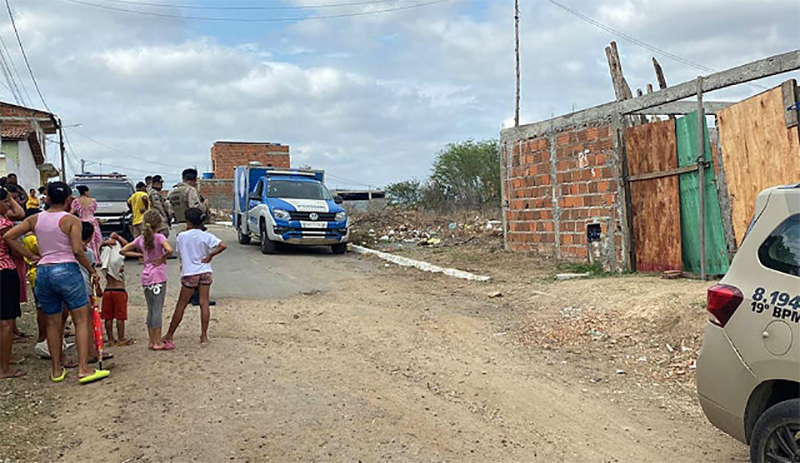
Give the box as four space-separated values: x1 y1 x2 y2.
331 243 347 255
237 229 251 245
750 399 800 463
260 226 276 254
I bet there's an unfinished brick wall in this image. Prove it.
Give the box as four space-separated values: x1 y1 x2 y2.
198 179 234 212
211 141 290 179
504 124 625 269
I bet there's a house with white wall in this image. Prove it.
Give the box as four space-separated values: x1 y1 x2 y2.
0 102 60 190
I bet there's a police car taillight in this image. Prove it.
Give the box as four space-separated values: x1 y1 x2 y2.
707 284 743 327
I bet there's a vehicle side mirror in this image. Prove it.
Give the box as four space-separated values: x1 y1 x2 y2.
334 195 344 204
249 192 260 201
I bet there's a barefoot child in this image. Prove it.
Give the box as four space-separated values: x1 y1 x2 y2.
162 208 226 346
120 211 173 350
99 232 132 346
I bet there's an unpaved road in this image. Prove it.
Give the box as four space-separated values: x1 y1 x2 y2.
1 226 747 462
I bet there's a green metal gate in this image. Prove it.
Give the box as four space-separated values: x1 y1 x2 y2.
675 111 729 275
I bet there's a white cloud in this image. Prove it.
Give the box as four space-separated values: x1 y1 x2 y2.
1 0 797 189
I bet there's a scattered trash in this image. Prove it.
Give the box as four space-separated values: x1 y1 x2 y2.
556 272 592 281
665 344 674 353
494 332 507 336
560 306 582 318
488 291 503 298
448 222 458 230
615 369 626 375
636 356 647 362
418 237 442 247
661 270 682 279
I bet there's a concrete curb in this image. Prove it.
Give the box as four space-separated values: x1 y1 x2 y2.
351 245 490 282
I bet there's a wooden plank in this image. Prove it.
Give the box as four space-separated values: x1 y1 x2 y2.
629 164 698 182
717 84 800 246
625 120 682 272
632 101 731 116
501 49 800 143
782 79 798 127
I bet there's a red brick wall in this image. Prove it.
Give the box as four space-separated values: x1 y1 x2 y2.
211 142 290 179
505 124 624 268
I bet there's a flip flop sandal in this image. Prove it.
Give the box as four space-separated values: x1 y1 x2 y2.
10 357 25 365
117 339 135 347
149 343 174 351
62 359 79 369
88 352 115 364
1 369 26 379
79 369 110 385
51 367 67 383
162 340 175 350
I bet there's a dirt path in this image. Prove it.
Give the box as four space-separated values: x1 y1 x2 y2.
1 240 747 462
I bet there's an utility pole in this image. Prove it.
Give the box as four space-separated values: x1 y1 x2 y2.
58 118 66 182
514 0 520 127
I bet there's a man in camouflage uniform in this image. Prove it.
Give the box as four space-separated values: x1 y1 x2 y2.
167 168 213 306
167 168 208 227
147 175 172 238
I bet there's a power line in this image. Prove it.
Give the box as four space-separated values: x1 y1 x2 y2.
97 0 404 11
4 0 51 111
544 0 715 74
62 0 454 22
66 127 186 169
0 32 31 105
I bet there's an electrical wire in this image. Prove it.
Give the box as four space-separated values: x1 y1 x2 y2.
66 127 186 169
96 0 405 11
544 0 715 73
0 32 31 105
325 172 375 188
62 0 454 22
543 0 767 90
4 0 51 111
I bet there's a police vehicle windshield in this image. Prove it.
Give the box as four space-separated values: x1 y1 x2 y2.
267 180 332 200
73 181 134 202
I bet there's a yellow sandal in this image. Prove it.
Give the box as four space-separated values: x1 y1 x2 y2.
50 367 66 383
78 369 110 385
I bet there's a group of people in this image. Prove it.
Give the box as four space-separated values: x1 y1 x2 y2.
0 168 227 383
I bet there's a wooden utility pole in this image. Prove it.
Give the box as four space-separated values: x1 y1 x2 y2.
58 118 66 182
514 0 520 127
696 76 706 281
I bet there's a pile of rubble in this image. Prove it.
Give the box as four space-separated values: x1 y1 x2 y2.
350 208 503 247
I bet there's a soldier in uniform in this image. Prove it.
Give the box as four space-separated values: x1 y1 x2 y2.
168 168 208 229
147 175 171 238
167 168 213 306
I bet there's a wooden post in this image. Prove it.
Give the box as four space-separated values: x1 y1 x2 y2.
696 76 706 281
653 57 675 121
58 118 66 182
514 0 520 127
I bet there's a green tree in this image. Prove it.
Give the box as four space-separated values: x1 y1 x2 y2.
430 139 500 209
385 179 423 207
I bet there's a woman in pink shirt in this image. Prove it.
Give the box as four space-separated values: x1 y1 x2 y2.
4 182 108 384
121 210 173 350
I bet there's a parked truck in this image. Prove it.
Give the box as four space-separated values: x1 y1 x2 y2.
233 165 350 254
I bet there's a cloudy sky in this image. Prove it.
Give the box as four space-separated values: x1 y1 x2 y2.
2 0 798 188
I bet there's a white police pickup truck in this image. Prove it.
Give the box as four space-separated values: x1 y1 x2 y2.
233 166 350 254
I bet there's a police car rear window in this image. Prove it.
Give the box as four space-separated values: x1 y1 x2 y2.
758 214 800 277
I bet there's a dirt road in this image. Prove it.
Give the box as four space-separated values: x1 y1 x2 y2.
1 226 747 462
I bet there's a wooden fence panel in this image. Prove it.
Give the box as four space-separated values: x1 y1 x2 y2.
717 83 800 246
625 120 682 272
